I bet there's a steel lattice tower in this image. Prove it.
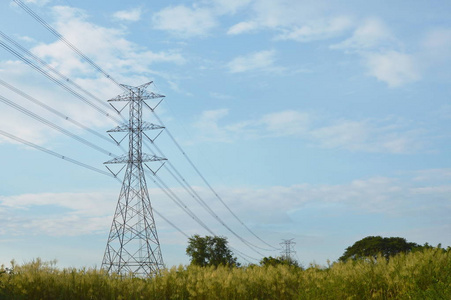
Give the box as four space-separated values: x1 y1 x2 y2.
102 82 166 277
280 239 296 261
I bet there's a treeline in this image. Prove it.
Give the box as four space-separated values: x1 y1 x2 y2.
1 247 450 299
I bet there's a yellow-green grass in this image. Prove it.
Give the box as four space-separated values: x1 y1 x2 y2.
1 248 450 299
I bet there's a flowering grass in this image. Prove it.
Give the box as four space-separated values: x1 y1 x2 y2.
0 248 450 299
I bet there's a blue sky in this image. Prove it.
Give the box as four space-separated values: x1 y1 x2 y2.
0 0 450 268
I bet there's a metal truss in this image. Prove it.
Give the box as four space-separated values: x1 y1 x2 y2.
101 82 166 277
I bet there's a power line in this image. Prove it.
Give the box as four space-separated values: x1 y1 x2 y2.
0 93 118 158
0 129 115 178
0 30 114 112
0 80 265 260
0 130 190 259
151 112 279 251
140 171 259 263
0 41 122 124
11 0 277 253
147 169 261 263
144 141 272 253
0 26 265 260
0 79 116 145
12 0 124 89
0 128 259 264
152 209 188 239
148 171 216 237
146 162 265 258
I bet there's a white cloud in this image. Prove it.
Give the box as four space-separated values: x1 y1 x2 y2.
260 110 311 136
210 92 233 100
113 8 142 22
275 16 353 42
192 109 426 154
0 5 184 146
221 110 311 139
227 50 278 73
310 118 423 153
17 35 35 43
227 21 259 35
331 18 394 51
209 0 252 14
419 28 451 71
422 28 451 57
0 192 112 215
224 5 421 88
22 0 50 5
364 51 420 87
193 109 231 142
152 0 342 39
0 63 114 145
310 120 369 149
152 5 217 37
250 0 328 29
151 0 253 37
193 109 311 142
2 170 449 235
331 18 420 87
167 80 193 96
412 169 451 183
169 173 450 226
0 191 115 236
38 6 185 76
226 0 341 37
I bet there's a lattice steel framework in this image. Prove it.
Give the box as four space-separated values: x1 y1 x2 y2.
280 239 296 261
102 82 166 277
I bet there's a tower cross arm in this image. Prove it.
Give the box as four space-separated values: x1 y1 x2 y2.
104 155 128 164
141 92 165 100
142 122 164 131
108 82 165 102
107 122 164 133
107 124 129 133
104 154 167 164
107 94 131 102
142 153 167 162
107 92 165 102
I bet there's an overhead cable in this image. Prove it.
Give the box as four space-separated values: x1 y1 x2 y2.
0 129 115 178
0 79 116 145
151 112 279 251
144 141 271 254
12 0 124 89
0 41 122 124
0 30 114 112
12 0 277 251
0 93 118 157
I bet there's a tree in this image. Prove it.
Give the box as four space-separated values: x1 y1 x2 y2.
260 256 300 267
339 236 421 262
186 235 239 267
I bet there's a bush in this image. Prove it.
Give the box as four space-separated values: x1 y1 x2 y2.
0 248 449 299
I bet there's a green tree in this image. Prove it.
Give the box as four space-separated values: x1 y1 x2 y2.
186 235 239 267
339 236 421 261
260 256 300 267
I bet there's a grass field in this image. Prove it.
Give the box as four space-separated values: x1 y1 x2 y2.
1 248 450 299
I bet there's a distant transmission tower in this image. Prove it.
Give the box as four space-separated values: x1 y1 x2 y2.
280 239 296 261
102 82 166 277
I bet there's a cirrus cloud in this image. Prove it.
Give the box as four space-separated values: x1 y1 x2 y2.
227 50 280 73
192 109 427 154
152 5 217 37
113 7 142 22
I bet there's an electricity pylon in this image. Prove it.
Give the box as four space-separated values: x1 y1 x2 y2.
280 239 296 262
102 82 166 277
